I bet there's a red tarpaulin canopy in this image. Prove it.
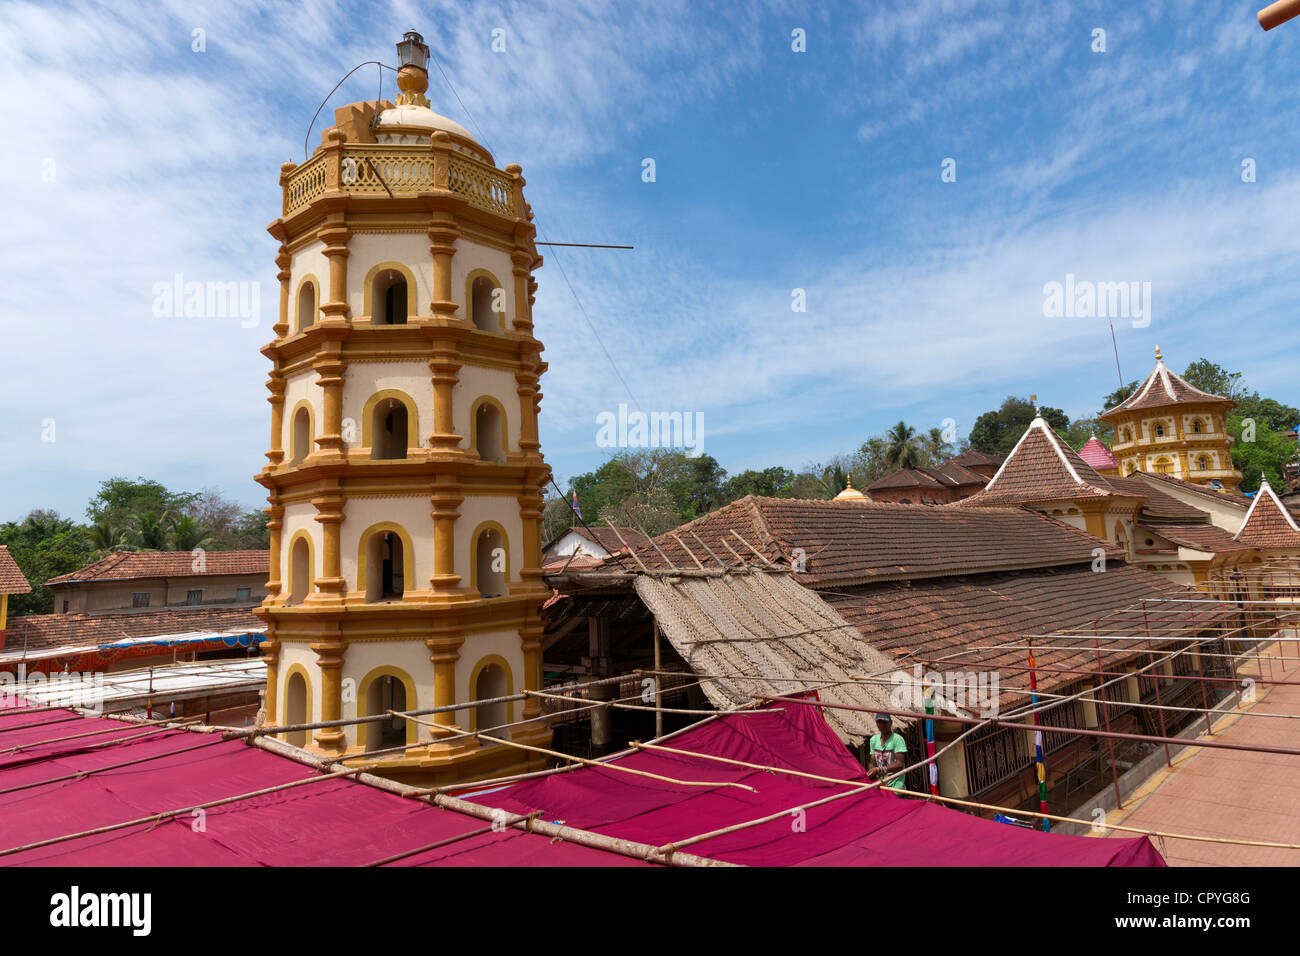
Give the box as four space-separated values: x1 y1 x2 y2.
0 697 1163 866
467 699 1165 867
0 702 640 867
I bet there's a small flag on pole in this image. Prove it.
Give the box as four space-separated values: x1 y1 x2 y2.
571 491 582 521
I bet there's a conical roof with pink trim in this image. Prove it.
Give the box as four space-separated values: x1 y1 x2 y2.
1079 436 1119 471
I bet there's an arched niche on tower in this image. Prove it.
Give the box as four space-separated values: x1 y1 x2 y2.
470 396 508 462
286 530 316 605
357 665 418 751
355 521 415 603
362 389 420 460
363 261 419 325
465 269 506 332
281 663 313 748
294 274 320 333
287 400 315 467
468 654 514 735
471 521 511 598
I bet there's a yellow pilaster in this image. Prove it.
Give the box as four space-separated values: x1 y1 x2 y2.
265 502 284 598
426 636 464 728
311 637 348 753
429 480 463 597
427 349 461 452
261 631 279 724
266 373 286 467
312 488 347 603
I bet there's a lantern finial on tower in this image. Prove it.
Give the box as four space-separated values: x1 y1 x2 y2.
395 30 431 108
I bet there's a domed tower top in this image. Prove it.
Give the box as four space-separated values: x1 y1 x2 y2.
371 30 487 159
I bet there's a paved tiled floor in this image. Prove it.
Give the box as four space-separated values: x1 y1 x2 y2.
1105 645 1300 866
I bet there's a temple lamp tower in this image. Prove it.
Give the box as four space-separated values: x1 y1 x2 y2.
255 31 552 786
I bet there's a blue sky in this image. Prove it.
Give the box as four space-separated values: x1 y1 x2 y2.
3 0 1299 521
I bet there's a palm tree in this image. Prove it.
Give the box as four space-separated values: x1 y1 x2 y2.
86 519 130 553
169 514 215 552
922 427 953 465
884 421 922 470
134 510 173 551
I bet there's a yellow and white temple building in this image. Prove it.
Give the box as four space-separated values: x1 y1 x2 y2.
254 32 552 785
1099 346 1243 492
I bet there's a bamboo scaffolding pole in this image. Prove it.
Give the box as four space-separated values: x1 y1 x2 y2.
0 716 201 756
635 741 1300 851
396 710 758 792
719 537 748 567
756 695 1300 757
0 714 87 735
524 685 733 716
0 763 368 858
330 675 719 769
603 519 651 573
729 530 775 567
689 530 730 570
429 792 736 867
0 732 231 797
419 708 747 795
634 520 679 571
670 532 707 571
251 671 634 738
362 811 544 867
654 619 664 737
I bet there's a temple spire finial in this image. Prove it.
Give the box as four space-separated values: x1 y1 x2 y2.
1155 345 1163 363
395 30 431 108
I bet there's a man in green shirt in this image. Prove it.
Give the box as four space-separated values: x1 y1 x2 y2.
867 714 907 791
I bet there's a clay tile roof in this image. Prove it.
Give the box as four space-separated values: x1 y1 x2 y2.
1131 471 1252 508
868 461 988 494
824 562 1199 707
923 462 988 485
3 605 263 654
1234 480 1300 548
1099 351 1234 418
1107 476 1207 520
577 527 649 553
948 449 1004 468
1136 523 1257 553
45 551 268 586
606 496 1120 587
961 418 1128 506
1079 437 1119 471
0 546 31 595
867 468 945 491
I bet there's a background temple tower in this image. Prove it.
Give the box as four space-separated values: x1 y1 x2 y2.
255 31 552 784
1099 346 1243 493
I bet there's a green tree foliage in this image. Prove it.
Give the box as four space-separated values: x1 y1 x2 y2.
86 477 190 527
1234 394 1300 433
1230 420 1295 493
3 479 267 617
1062 416 1114 451
1101 380 1140 410
0 511 98 616
968 397 1069 457
1181 359 1246 402
1170 360 1298 492
723 467 796 500
231 510 271 550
